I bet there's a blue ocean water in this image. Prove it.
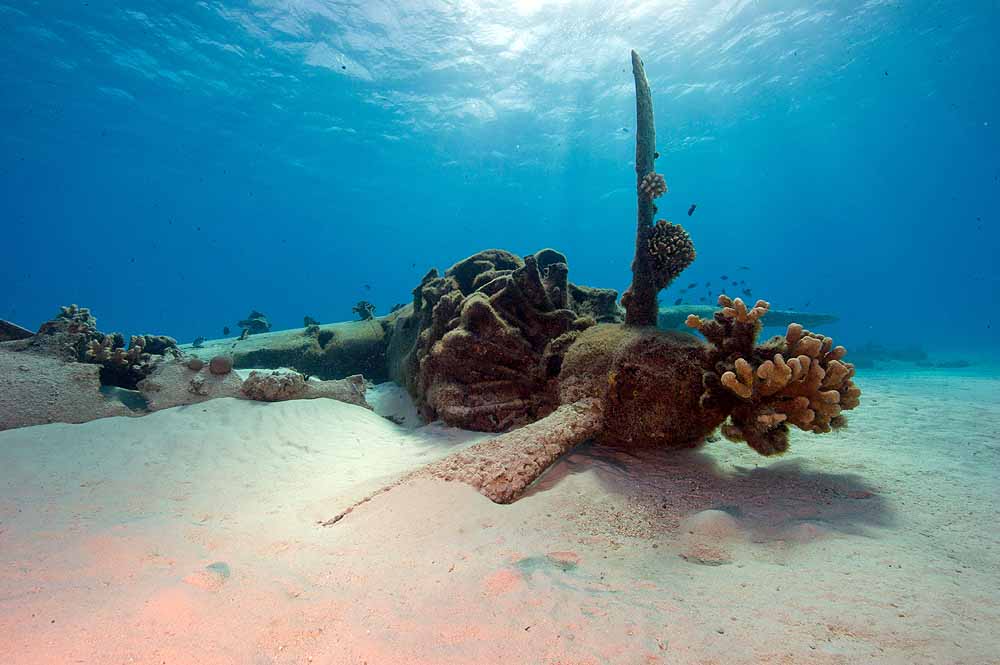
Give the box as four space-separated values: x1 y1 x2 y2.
1 1 997 362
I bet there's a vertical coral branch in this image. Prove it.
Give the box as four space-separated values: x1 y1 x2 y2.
622 51 694 326
623 49 659 327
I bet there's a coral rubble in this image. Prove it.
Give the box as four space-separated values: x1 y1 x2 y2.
240 370 308 401
239 370 368 407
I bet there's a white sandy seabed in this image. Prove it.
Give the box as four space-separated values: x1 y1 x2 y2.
0 372 998 665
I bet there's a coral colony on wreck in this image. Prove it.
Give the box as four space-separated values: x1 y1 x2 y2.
0 51 859 503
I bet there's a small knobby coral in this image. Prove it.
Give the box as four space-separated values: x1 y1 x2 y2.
647 220 695 290
639 172 667 199
687 295 861 455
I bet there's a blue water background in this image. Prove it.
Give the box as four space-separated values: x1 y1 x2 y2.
1 1 997 362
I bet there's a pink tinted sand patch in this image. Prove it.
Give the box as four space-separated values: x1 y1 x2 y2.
136 585 201 631
482 567 523 596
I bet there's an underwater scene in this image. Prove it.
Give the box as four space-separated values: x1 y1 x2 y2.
1 1 998 663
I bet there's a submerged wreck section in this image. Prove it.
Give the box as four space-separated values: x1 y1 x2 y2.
0 304 372 431
357 49 861 504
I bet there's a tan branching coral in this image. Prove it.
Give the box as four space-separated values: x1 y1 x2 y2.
639 172 667 199
719 295 769 323
687 294 861 455
720 357 753 398
85 333 146 368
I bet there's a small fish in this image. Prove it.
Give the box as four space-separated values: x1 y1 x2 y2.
699 296 707 302
721 275 728 281
804 301 811 308
192 336 205 348
363 283 371 291
742 288 753 297
222 326 230 336
687 203 697 216
705 281 711 287
731 281 737 286
738 266 750 271
687 282 697 289
674 298 682 305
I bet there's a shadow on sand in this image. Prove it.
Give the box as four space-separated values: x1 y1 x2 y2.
526 440 894 541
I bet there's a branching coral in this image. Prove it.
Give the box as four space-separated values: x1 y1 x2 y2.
639 172 667 199
687 295 861 455
37 304 97 337
27 305 178 390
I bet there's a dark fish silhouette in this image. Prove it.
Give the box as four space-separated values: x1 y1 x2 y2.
699 296 707 302
721 275 728 281
687 282 697 289
223 326 230 336
742 288 753 297
738 266 750 270
731 281 737 286
363 284 371 291
192 336 205 348
687 204 697 216
674 298 682 305
705 281 711 287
